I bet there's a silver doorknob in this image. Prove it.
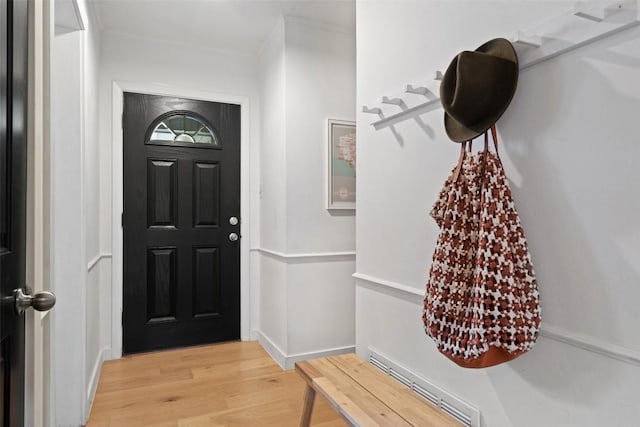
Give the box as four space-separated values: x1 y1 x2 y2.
14 288 56 314
229 216 239 226
229 233 239 242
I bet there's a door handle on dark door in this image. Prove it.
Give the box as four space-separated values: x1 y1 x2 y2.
229 233 239 242
13 288 56 314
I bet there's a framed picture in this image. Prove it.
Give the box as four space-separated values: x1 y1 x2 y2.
327 119 356 210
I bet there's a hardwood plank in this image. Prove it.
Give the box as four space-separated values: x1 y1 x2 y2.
327 354 462 426
87 341 346 427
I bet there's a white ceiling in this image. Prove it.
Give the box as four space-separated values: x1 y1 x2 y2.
92 0 356 54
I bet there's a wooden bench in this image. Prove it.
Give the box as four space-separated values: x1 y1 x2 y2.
295 354 462 426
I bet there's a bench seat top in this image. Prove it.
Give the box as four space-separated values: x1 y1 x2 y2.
295 353 461 427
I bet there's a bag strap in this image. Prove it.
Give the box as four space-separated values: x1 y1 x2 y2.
452 124 500 182
489 124 499 159
452 141 468 182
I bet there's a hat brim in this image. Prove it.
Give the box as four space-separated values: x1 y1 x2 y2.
443 38 519 143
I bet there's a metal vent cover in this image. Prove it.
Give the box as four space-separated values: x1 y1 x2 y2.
368 349 480 427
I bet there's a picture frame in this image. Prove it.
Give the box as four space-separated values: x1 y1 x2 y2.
326 119 356 210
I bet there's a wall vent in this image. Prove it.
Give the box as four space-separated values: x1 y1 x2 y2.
368 354 389 374
412 383 439 406
441 400 473 426
389 368 412 388
368 348 480 427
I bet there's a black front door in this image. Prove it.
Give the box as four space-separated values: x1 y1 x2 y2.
0 0 28 424
123 93 241 354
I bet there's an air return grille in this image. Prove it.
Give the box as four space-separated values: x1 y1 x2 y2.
368 348 480 427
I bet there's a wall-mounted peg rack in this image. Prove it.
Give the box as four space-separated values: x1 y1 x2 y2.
362 106 382 115
513 31 543 48
381 96 405 107
405 84 431 96
574 1 609 21
364 0 640 130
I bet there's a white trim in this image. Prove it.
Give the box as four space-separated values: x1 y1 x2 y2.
283 14 355 36
87 252 112 272
251 247 356 261
256 332 287 369
111 81 253 358
353 272 424 298
256 332 355 370
540 325 640 367
85 347 110 423
285 345 356 371
79 30 89 424
354 272 640 366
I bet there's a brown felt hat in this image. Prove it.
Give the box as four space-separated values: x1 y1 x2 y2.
440 38 519 143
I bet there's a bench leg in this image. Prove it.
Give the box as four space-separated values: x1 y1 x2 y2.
299 384 316 427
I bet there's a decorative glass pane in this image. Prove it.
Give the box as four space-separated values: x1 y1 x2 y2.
149 114 218 146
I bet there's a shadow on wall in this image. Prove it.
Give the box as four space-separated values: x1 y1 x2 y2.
487 27 640 425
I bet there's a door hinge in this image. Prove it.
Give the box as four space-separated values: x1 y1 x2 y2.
121 212 124 228
121 113 124 129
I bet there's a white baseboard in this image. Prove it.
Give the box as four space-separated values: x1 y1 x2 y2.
256 331 355 370
284 345 356 370
256 331 287 368
85 347 110 422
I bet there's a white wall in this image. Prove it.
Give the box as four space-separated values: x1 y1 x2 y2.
82 4 109 421
356 1 640 426
98 30 262 356
52 28 86 426
53 1 105 423
284 19 356 254
257 21 288 353
259 21 287 254
257 18 357 368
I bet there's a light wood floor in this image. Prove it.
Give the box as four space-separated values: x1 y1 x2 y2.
86 341 346 426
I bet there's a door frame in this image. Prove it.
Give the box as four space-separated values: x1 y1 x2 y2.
26 0 54 425
111 81 253 358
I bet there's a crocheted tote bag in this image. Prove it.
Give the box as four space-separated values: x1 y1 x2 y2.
423 125 541 368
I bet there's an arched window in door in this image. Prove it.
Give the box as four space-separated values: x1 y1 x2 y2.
147 112 220 148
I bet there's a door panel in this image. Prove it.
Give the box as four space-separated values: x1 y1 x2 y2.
123 93 241 354
146 247 177 322
193 161 220 228
192 246 221 317
147 159 177 228
0 0 29 424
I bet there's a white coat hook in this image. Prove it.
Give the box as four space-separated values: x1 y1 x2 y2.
574 1 609 22
362 105 383 115
513 31 543 48
434 71 443 81
405 84 431 96
381 96 405 106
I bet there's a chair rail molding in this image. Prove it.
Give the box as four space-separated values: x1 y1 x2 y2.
354 272 640 366
87 252 112 272
251 247 356 262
